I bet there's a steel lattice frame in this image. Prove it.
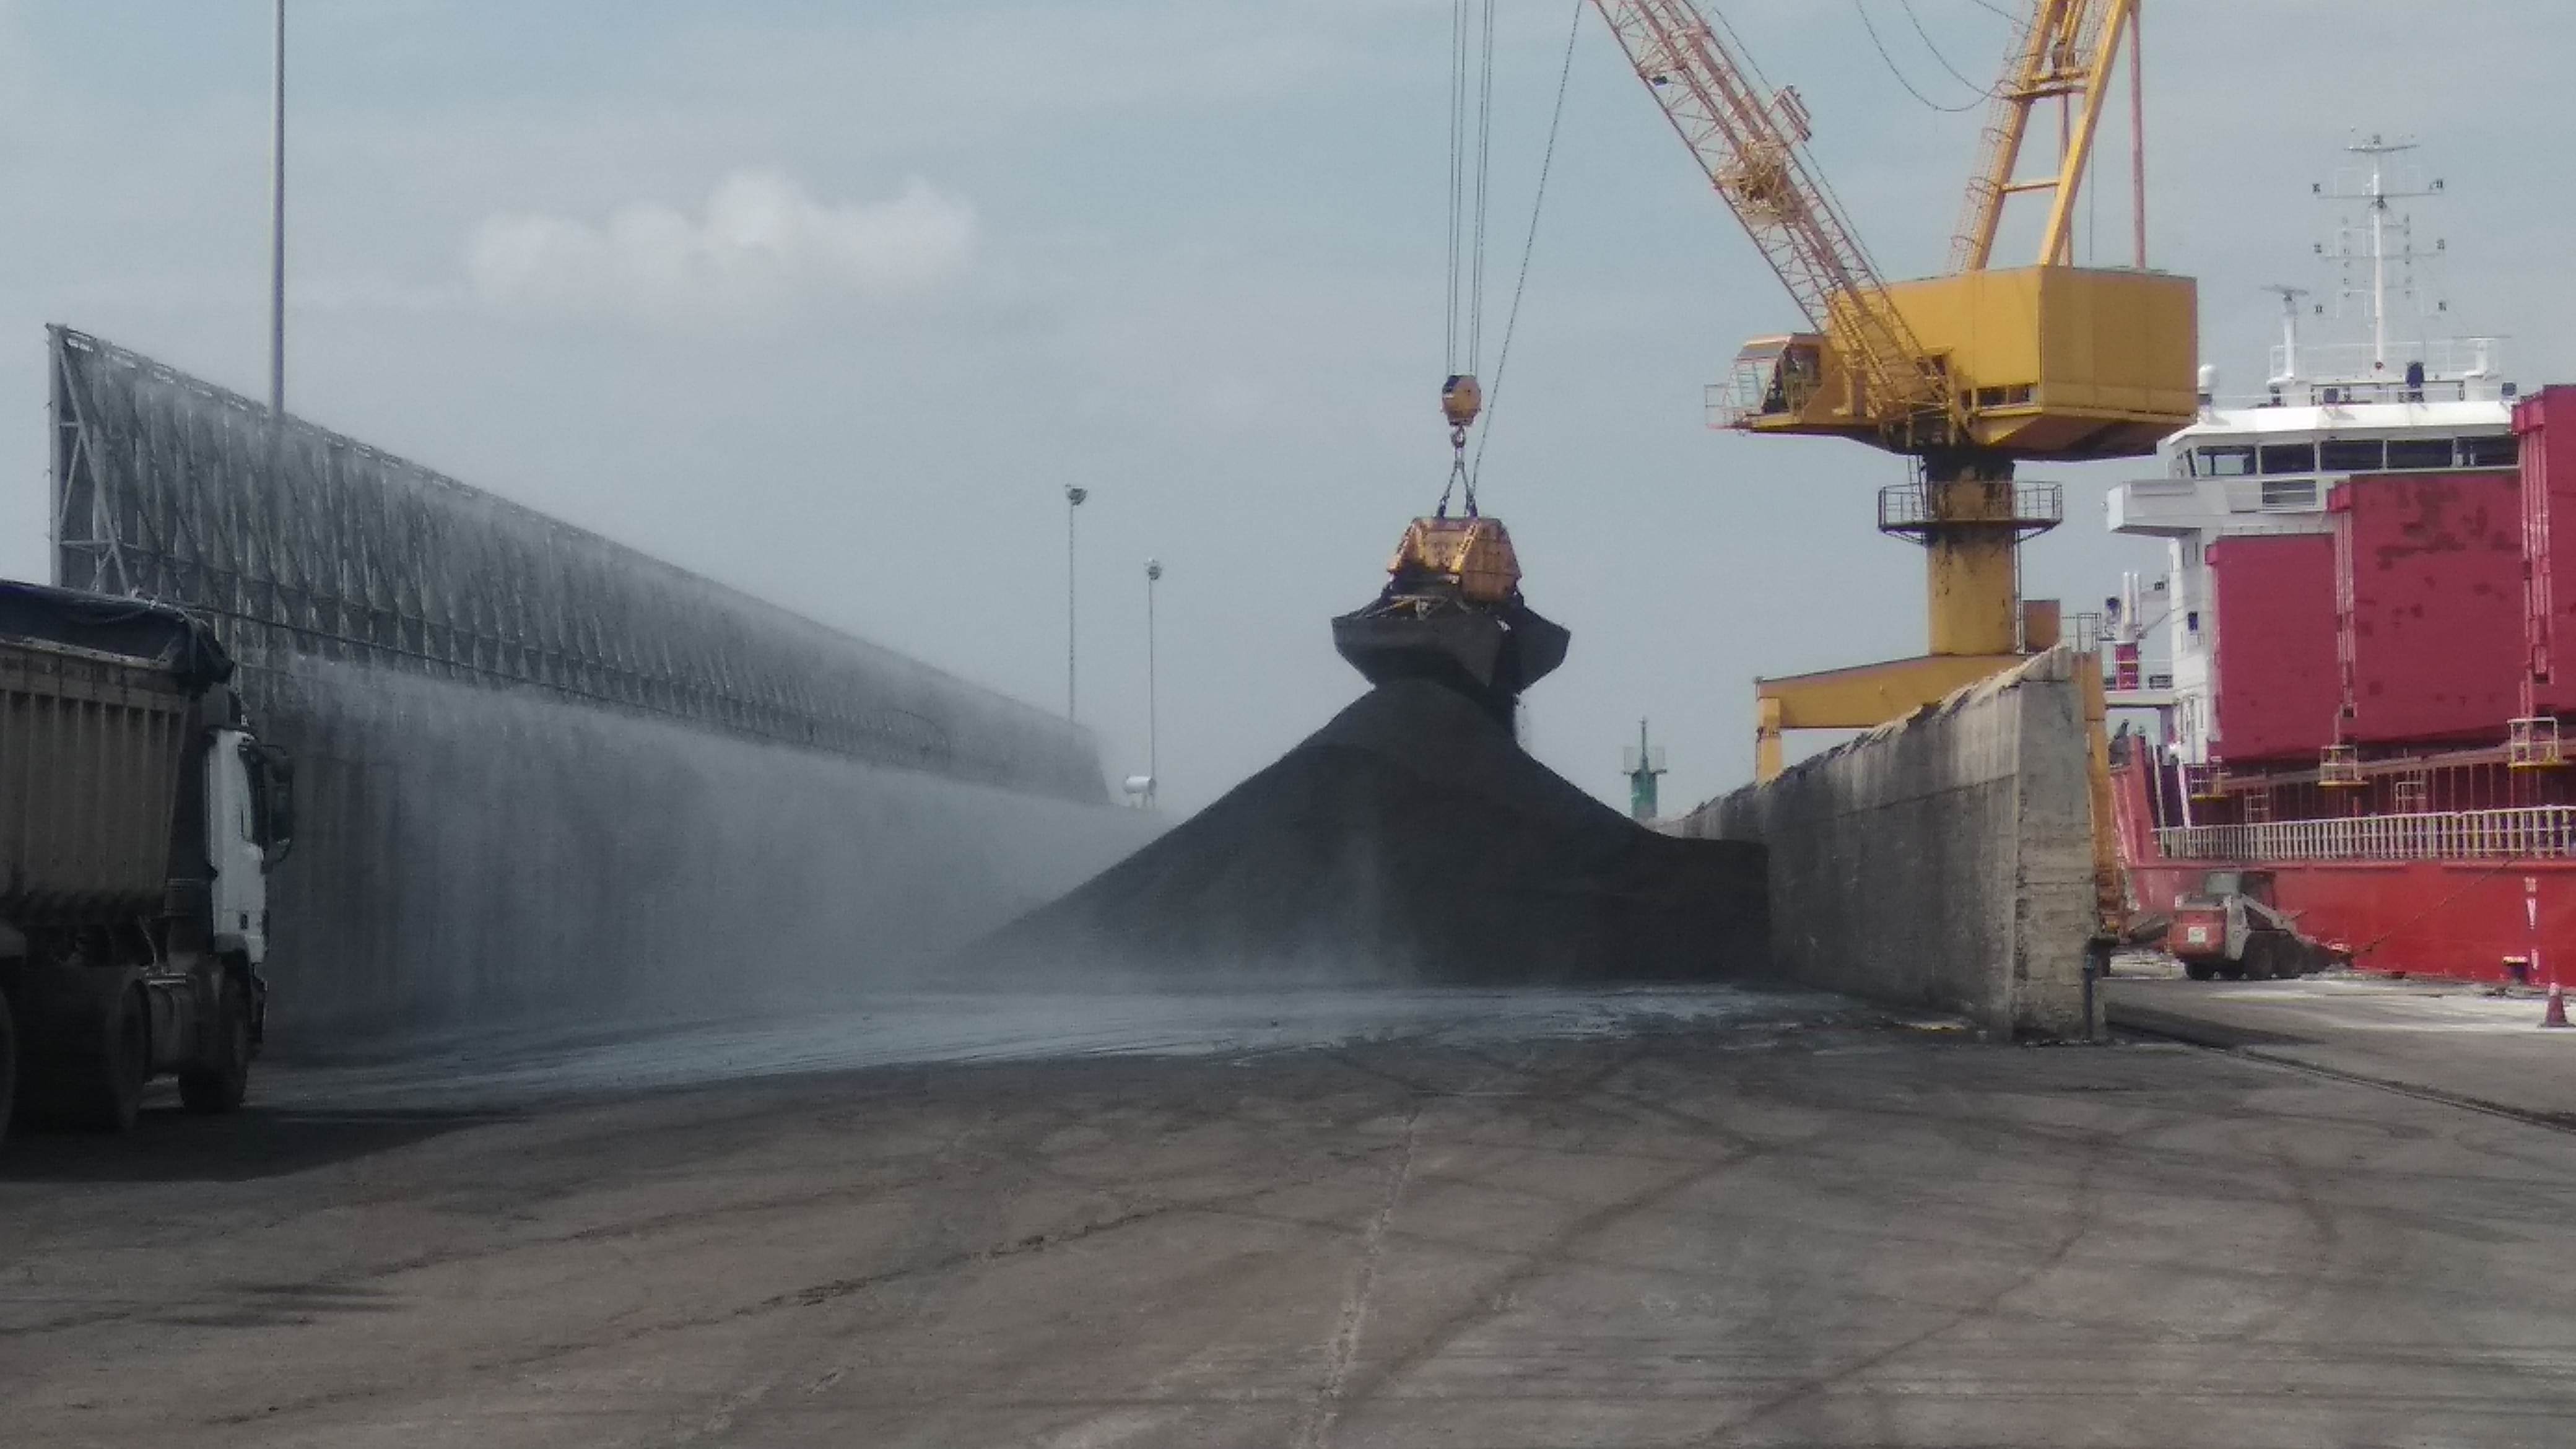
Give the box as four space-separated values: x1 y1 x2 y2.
1590 0 1947 430
1949 0 2138 271
47 326 1105 803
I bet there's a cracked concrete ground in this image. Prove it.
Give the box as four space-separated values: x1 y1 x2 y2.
6 1007 2576 1447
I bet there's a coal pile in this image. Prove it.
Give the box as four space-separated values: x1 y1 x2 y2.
965 680 1767 986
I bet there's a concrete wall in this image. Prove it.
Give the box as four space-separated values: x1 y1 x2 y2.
1670 648 2101 1039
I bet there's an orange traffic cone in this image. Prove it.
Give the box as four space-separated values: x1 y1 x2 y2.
2546 985 2571 1030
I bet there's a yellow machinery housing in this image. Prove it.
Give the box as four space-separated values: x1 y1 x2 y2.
1730 266 2197 458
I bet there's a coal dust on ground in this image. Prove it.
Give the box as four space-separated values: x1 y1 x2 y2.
966 680 1768 986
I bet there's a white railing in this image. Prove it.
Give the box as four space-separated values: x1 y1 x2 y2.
2156 806 2576 863
2266 338 2504 400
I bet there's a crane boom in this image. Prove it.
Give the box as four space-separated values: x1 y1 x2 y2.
1589 0 1947 428
1951 0 2141 270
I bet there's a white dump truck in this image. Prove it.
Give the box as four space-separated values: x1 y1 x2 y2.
0 581 293 1143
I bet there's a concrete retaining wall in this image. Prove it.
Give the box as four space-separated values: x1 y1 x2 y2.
1671 648 2101 1039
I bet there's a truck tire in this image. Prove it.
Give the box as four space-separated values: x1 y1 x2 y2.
64 983 149 1133
179 978 251 1114
2182 960 2217 981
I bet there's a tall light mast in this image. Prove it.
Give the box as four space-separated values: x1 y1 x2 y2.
267 0 286 419
1064 485 1088 720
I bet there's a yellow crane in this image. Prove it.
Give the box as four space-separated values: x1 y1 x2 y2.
1590 0 2196 779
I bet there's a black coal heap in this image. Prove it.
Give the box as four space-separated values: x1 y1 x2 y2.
965 679 1767 985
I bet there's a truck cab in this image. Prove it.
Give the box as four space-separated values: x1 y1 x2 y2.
206 725 293 965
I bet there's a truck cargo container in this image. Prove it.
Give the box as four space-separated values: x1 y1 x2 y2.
2333 470 2523 745
0 581 294 1143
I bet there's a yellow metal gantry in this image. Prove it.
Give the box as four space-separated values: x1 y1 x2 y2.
1954 0 2146 272
1590 0 2195 780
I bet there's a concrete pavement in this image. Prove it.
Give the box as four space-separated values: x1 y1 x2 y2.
7 994 2576 1447
2107 960 2576 1126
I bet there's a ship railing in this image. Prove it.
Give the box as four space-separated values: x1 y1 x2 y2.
2155 806 2576 863
2266 338 2504 401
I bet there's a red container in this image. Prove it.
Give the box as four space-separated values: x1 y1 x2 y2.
2209 533 2339 762
2520 387 2576 715
2332 470 2524 744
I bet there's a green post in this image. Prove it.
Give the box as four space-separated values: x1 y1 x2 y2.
1624 718 1668 823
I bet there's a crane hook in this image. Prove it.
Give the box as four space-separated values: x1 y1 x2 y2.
1437 373 1484 518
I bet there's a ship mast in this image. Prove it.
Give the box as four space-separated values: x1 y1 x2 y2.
2323 134 2440 381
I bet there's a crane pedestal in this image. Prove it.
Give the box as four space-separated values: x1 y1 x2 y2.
1752 454 2065 781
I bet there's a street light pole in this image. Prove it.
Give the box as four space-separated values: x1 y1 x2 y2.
268 0 286 419
1064 485 1088 720
1144 559 1162 806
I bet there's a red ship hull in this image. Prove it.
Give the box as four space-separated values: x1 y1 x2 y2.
2112 755 2576 986
2123 854 2576 986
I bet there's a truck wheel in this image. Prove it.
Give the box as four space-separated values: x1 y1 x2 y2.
179 979 252 1115
2183 960 2217 981
2240 938 2274 981
66 984 149 1133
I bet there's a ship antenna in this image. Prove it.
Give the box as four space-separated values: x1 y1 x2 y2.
2262 284 2310 388
2320 133 2439 376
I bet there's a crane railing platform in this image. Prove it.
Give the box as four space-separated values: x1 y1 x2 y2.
1877 481 2063 541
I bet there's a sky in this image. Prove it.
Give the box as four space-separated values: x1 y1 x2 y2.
1 0 2567 816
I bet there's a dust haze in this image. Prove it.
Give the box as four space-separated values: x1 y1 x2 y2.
256 653 1162 1053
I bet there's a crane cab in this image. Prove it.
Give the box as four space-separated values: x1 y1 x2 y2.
1724 334 1831 430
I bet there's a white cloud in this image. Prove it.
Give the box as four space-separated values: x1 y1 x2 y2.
466 170 977 326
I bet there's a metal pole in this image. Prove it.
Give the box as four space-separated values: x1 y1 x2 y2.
2130 1 2146 269
2367 147 2389 373
1145 559 1162 805
268 0 286 419
1064 485 1087 720
2057 93 2072 264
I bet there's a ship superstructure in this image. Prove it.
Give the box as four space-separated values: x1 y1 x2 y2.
2102 138 2576 985
2107 136 2519 768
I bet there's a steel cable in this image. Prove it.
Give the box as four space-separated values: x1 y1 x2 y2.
1471 0 1586 490
1897 0 2009 100
1855 0 1983 113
